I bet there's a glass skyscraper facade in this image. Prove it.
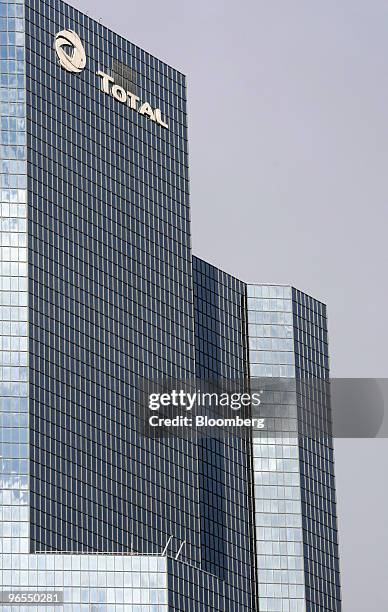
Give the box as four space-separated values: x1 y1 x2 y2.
26 0 201 566
193 257 256 611
247 286 340 611
0 0 341 610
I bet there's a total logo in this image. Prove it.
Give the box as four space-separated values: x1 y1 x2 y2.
54 29 169 130
54 30 86 73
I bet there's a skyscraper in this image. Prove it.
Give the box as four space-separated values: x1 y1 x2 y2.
247 285 340 611
0 1 341 610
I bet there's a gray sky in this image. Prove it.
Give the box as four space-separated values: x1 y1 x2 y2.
69 1 388 608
